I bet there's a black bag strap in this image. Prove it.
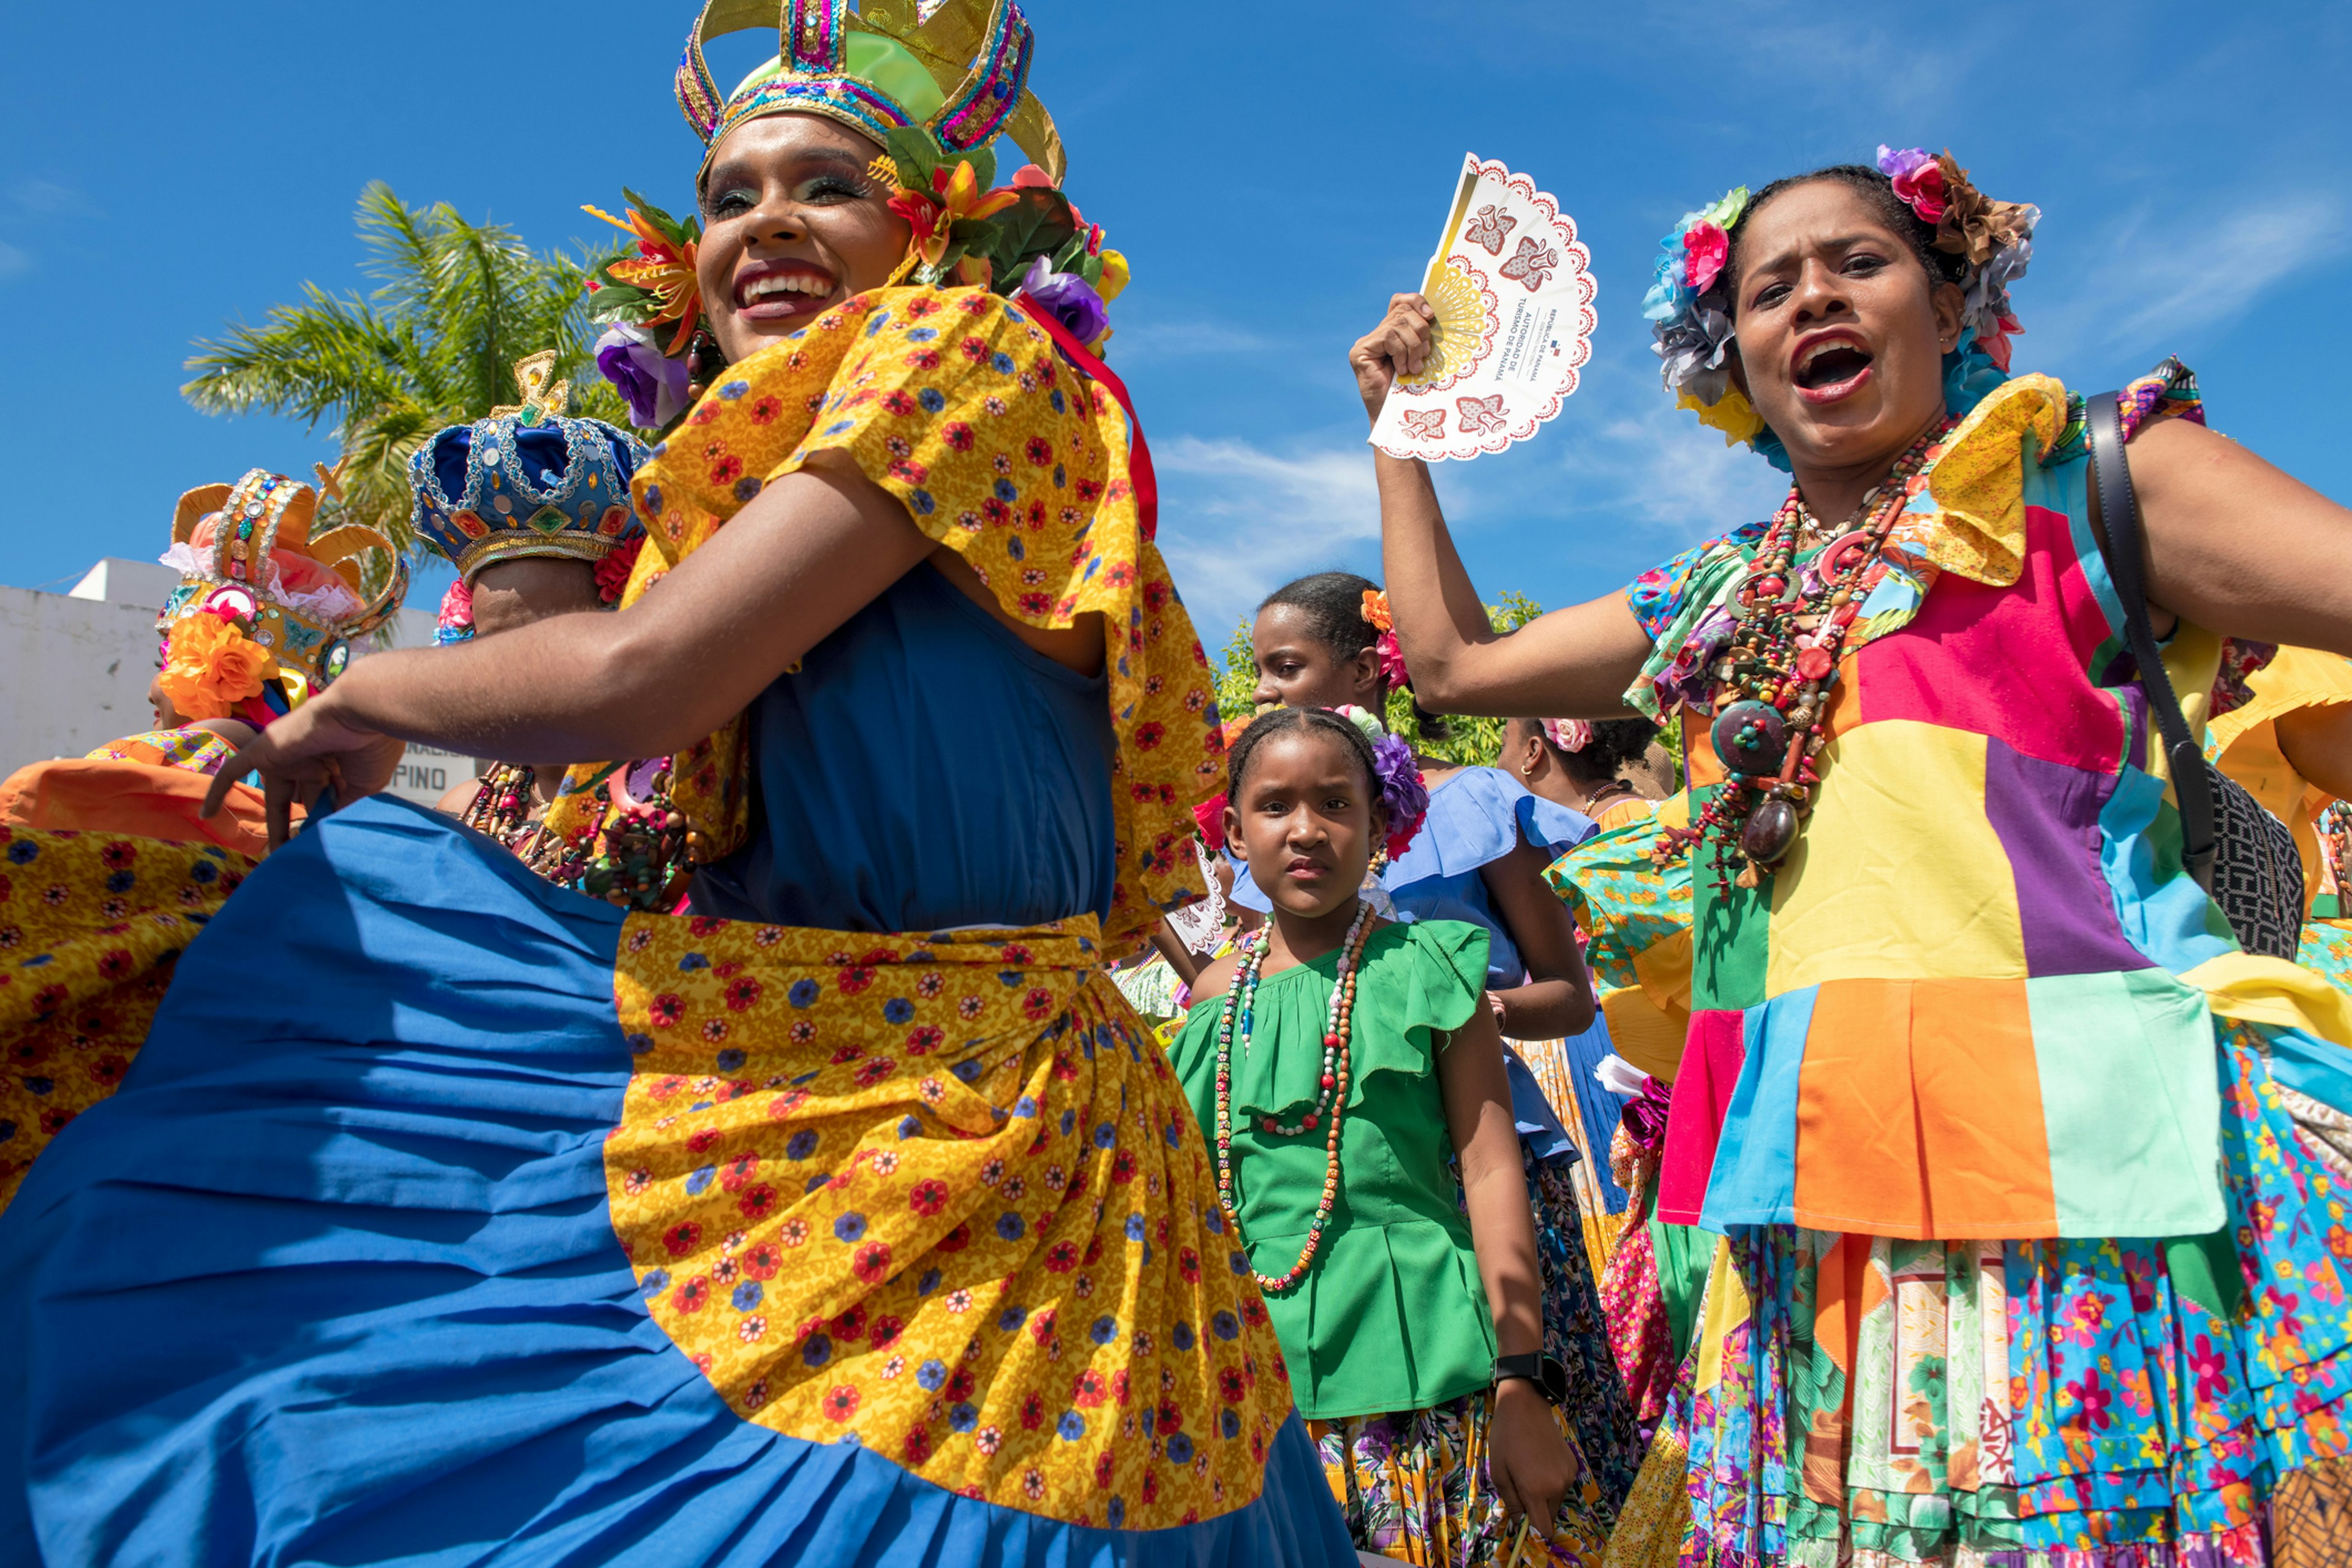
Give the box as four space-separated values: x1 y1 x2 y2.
2086 390 2216 891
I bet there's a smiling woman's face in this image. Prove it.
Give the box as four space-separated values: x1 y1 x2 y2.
1728 179 1963 474
695 114 914 364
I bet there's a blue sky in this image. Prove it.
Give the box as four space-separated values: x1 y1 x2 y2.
6 1 2348 647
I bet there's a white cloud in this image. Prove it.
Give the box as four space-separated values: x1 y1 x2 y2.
2075 194 2348 350
1155 435 1382 633
0 242 28 282
1110 319 1275 361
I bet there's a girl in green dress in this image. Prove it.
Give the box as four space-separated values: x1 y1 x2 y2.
1169 706 1613 1566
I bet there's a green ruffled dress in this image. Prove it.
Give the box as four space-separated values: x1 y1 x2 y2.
1168 919 1495 1420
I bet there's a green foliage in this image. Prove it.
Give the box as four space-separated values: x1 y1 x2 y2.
182 182 628 557
1214 592 1547 769
1214 616 1258 722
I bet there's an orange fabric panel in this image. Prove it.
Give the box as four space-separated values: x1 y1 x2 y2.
1792 979 2056 1238
0 759 285 860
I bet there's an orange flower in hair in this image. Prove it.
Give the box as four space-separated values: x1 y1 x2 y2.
156 611 276 721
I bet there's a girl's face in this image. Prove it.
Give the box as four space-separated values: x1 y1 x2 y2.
696 113 914 365
1251 604 1382 712
1727 180 1963 475
1226 729 1384 919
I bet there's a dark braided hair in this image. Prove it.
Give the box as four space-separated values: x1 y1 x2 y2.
1258 571 1452 741
1227 707 1383 810
1713 164 1962 318
1528 717 1658 791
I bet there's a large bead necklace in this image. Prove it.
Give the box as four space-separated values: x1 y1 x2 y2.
1212 898 1374 1294
461 760 690 910
1682 417 1952 892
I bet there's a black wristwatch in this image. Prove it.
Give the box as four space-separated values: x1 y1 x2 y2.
1491 1352 1568 1406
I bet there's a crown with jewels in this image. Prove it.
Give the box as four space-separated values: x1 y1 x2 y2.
677 0 1063 184
156 461 407 718
408 352 650 582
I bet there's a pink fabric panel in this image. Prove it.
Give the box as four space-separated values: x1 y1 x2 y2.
1849 503 2122 771
1656 1009 1748 1226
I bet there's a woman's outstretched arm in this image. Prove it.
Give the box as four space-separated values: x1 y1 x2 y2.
1352 294 1652 720
2130 418 2352 656
204 452 938 832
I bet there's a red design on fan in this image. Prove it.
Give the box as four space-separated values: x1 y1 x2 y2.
1400 408 1448 440
1498 235 1559 291
1455 396 1509 435
1463 204 1516 255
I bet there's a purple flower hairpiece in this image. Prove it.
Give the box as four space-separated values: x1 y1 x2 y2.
595 324 694 430
1327 704 1428 858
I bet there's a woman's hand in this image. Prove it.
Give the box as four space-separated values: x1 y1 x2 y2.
200 684 407 849
1486 1376 1578 1529
1348 293 1435 425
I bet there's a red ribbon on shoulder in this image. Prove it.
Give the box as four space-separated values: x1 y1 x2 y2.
1010 294 1158 543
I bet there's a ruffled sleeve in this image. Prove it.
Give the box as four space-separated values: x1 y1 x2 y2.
1385 767 1586 888
1177 922 1490 1127
603 285 1222 940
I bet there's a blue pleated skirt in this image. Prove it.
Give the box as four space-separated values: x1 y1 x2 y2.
0 799 1353 1566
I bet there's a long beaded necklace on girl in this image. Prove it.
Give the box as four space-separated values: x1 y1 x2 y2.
1211 897 1374 1294
1679 416 1953 892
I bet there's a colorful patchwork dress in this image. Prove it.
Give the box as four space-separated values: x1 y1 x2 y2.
0 287 1352 1566
1619 363 2352 1565
1167 919 1615 1565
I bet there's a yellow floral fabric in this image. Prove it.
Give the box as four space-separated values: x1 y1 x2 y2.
1545 797 1694 1085
1904 372 2071 589
579 285 1221 941
2207 645 2352 911
0 827 251 1213
605 911 1292 1529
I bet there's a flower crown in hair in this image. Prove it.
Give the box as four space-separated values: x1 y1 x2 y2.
1358 589 1411 690
1330 705 1429 861
1646 146 2038 470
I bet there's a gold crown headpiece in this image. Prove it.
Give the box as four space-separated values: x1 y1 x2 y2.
154 464 407 720
677 0 1063 185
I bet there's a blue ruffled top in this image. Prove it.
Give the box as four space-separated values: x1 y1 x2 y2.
689 563 1117 933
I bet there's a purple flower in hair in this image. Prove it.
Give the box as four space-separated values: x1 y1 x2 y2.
1369 731 1430 859
595 325 693 429
1017 255 1109 347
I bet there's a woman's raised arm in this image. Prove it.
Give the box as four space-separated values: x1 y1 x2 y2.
1352 294 1653 720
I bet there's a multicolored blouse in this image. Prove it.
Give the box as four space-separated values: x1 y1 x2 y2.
1542 795 1692 1085
1626 362 2352 1242
83 727 239 777
552 285 1223 943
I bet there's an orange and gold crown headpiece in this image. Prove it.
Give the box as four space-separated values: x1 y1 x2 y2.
677 0 1063 184
155 464 407 720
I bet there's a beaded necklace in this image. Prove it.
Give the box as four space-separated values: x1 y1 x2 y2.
1211 897 1373 1294
461 760 691 910
1681 417 1953 892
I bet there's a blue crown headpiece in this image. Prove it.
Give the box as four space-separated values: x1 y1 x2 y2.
409 352 650 581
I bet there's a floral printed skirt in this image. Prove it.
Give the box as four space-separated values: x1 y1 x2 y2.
1665 1021 2352 1567
0 799 1354 1566
1526 1150 1646 1515
1311 1389 1614 1566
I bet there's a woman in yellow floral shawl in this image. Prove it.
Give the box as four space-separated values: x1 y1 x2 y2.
0 5 1351 1562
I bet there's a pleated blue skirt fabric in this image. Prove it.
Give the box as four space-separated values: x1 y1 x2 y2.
0 799 1353 1566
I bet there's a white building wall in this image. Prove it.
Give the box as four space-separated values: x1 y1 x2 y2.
2 565 484 809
